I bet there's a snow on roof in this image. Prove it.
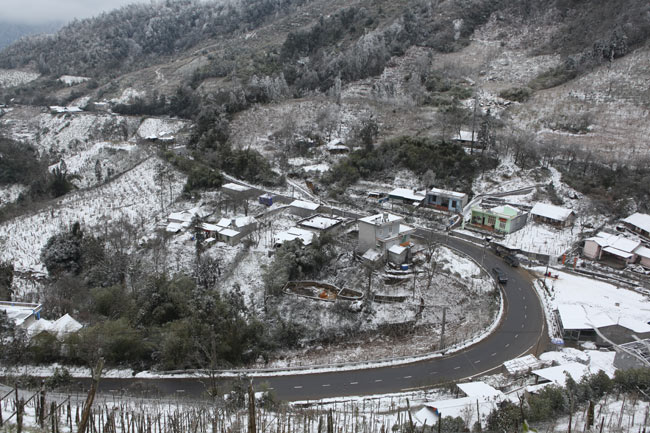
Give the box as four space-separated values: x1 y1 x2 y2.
52 314 82 336
503 355 549 375
428 187 467 200
531 203 575 221
326 139 349 150
454 130 475 142
635 246 650 259
166 222 184 233
558 304 612 330
388 245 407 255
558 304 650 333
532 362 589 385
222 182 252 192
234 216 256 228
275 227 314 246
457 382 502 398
362 248 383 261
624 213 650 234
0 302 42 327
389 188 426 202
490 204 521 217
289 199 320 210
216 217 231 227
219 228 240 238
603 246 634 259
359 213 403 225
299 215 342 230
28 319 54 336
399 224 414 235
609 237 641 253
200 223 220 232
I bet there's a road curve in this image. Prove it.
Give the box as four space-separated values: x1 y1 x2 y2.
96 230 546 401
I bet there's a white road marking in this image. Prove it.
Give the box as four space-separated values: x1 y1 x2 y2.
294 386 302 389
403 376 412 379
505 343 510 348
350 382 358 385
491 352 497 357
430 371 438 375
524 314 527 319
322 384 330 387
474 360 481 364
515 334 519 338
454 366 460 370
521 324 525 328
374 379 383 383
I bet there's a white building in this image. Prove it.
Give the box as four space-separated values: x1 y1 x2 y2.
357 213 414 262
583 232 642 264
530 203 576 227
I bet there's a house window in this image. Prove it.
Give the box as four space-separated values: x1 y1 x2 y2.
499 221 506 229
388 224 393 234
450 200 457 209
487 216 496 226
378 228 383 236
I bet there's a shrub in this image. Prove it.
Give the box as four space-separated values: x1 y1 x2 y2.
499 87 532 102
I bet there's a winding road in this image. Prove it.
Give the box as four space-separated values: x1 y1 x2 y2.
96 228 546 402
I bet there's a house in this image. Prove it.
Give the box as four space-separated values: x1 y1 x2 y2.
216 215 258 236
217 228 242 245
167 207 211 232
583 232 641 264
636 246 650 268
49 106 83 114
221 182 256 202
425 188 468 213
388 244 408 264
532 362 590 387
258 193 274 206
558 304 650 345
452 130 476 145
469 205 528 234
298 214 344 233
623 213 650 239
0 301 42 329
325 139 350 154
530 203 576 227
274 227 315 248
357 213 415 263
388 188 426 206
27 313 82 339
199 223 221 238
288 199 320 218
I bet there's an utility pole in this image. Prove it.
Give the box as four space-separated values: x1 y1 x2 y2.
440 306 447 350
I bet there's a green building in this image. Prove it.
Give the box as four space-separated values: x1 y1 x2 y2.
468 205 528 234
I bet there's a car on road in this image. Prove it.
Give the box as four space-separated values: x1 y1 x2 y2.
492 266 508 284
504 254 520 267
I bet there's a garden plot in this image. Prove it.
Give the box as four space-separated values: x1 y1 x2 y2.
136 117 188 139
0 157 185 297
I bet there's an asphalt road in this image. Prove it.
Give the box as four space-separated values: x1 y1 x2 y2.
95 228 545 402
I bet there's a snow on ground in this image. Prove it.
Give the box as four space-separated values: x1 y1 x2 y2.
111 87 146 104
0 69 39 87
136 117 188 139
0 157 185 295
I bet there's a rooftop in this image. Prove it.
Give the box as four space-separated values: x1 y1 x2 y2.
531 203 575 221
624 213 650 234
289 199 320 210
532 362 589 386
299 214 343 230
427 187 468 199
359 213 403 225
388 188 426 202
222 182 252 192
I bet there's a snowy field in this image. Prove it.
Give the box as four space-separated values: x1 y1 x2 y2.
0 69 39 87
0 157 185 296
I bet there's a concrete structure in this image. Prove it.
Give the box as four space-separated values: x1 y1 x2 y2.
614 339 650 370
469 205 528 234
298 214 344 233
530 203 576 227
221 182 256 202
388 188 426 206
623 213 650 239
357 213 414 263
288 200 320 218
216 216 258 236
453 130 476 145
0 301 42 329
274 227 315 248
425 188 468 213
325 139 350 154
583 232 642 265
636 246 650 268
